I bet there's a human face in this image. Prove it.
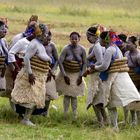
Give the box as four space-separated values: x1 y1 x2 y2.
126 40 136 51
39 33 49 45
99 38 108 47
44 35 51 46
86 33 97 44
138 39 140 46
0 25 7 38
70 34 80 47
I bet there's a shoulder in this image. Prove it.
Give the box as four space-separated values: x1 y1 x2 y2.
1 38 8 47
12 33 23 41
136 51 140 59
94 42 102 51
102 47 106 53
30 39 38 44
105 46 115 54
18 38 29 45
78 44 86 51
1 38 7 42
28 39 39 49
62 45 69 51
124 51 129 57
95 42 102 48
49 42 56 48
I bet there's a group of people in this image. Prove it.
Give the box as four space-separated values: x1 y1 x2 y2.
0 15 140 132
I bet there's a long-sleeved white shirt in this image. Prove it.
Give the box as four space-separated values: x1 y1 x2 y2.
10 33 24 48
95 45 123 71
24 39 51 74
0 38 8 56
8 38 30 63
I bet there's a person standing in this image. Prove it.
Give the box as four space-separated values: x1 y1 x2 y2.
90 31 140 131
11 24 51 126
56 32 86 119
125 36 140 125
0 19 8 94
85 26 108 127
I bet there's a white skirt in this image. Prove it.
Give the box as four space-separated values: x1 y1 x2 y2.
86 72 104 109
108 72 140 108
45 77 58 100
56 71 85 97
0 72 6 90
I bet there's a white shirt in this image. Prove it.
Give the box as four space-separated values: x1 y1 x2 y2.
10 33 24 48
8 38 30 63
95 45 123 71
24 39 51 74
0 38 8 56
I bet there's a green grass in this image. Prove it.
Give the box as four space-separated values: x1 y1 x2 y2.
1 96 140 140
0 0 140 139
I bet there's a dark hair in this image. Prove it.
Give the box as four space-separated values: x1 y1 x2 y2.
48 31 52 36
39 23 48 33
118 34 127 42
128 36 137 44
0 21 5 27
87 26 97 35
70 32 81 38
100 31 108 40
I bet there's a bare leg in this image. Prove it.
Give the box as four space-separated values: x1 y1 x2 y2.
108 107 119 132
0 89 11 98
93 105 104 127
100 107 108 125
123 106 129 124
21 108 35 126
136 111 140 124
63 95 70 118
42 100 51 116
71 96 77 119
130 110 137 126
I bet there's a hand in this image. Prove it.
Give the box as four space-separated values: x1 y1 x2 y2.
77 76 82 86
83 71 88 77
64 76 70 85
28 74 36 85
46 70 56 82
52 74 56 80
83 69 90 77
90 64 95 69
46 71 52 82
13 62 20 72
1 68 6 78
15 65 20 72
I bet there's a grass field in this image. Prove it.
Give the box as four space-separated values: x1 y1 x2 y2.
0 0 140 140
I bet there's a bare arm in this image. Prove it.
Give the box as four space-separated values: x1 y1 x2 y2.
137 53 140 66
59 47 67 77
87 47 94 60
94 43 103 65
51 44 59 74
80 47 87 76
